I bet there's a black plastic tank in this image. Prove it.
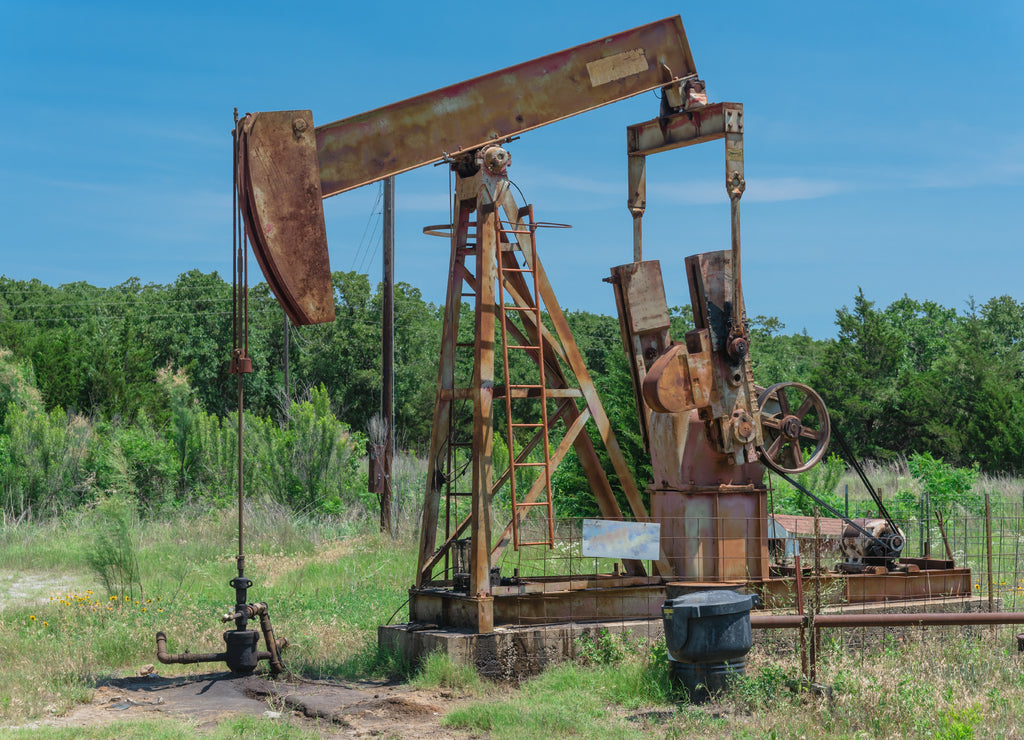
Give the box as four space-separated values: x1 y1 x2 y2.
661 590 759 701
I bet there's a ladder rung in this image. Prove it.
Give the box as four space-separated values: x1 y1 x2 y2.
515 501 552 508
500 267 532 273
512 462 547 468
507 345 541 351
511 422 543 428
502 306 537 312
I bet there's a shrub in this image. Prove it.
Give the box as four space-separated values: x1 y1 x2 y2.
0 404 93 519
115 420 177 508
907 452 981 515
251 385 368 513
84 492 143 600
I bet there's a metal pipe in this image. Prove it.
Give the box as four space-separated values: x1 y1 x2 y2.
751 614 805 629
816 612 1024 627
155 631 226 664
219 602 286 674
811 508 820 680
985 493 994 614
155 630 286 669
794 554 807 678
751 612 1024 629
251 602 285 674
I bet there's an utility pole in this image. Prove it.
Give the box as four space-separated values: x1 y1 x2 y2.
381 176 395 534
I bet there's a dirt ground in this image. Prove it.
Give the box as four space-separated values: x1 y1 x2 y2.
14 669 479 738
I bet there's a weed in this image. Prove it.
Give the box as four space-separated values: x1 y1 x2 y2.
575 627 634 665
83 493 142 601
412 650 484 693
727 663 795 711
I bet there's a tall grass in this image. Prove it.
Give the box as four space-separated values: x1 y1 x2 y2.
0 499 419 723
443 629 1024 739
4 485 1024 738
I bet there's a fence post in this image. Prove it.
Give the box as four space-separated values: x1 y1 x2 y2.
921 495 929 556
985 493 994 614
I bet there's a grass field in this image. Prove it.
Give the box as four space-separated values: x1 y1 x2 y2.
2 478 1024 738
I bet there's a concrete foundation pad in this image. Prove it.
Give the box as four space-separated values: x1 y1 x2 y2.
384 596 1005 679
379 619 665 681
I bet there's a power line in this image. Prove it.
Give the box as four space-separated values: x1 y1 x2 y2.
350 183 384 273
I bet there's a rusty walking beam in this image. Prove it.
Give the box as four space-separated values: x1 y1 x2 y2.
237 17 698 325
316 17 697 197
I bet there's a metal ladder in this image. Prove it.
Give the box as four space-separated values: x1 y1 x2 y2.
496 206 554 548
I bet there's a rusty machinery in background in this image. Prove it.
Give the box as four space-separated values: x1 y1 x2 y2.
232 16 971 636
608 103 969 606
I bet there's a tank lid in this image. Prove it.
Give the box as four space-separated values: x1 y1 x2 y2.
665 589 756 618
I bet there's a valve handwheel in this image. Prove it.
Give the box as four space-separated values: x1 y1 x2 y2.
756 382 831 474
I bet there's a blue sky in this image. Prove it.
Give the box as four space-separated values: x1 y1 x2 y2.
2 1 1021 338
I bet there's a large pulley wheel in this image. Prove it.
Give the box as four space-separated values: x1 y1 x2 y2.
756 382 831 475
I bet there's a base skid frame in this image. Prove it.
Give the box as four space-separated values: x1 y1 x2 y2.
408 562 974 632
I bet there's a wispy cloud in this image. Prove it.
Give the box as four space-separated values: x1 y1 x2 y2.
652 176 848 205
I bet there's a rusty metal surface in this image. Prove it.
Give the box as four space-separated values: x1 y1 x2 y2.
643 344 693 413
607 260 673 450
683 250 761 463
648 411 764 490
757 568 973 608
410 561 977 629
653 489 769 582
816 612 1024 627
752 612 1024 629
316 17 697 197
627 102 743 155
417 162 678 600
409 585 666 628
756 382 831 474
614 261 671 334
236 111 334 325
642 330 713 414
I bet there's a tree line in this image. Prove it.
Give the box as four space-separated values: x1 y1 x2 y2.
0 271 1020 519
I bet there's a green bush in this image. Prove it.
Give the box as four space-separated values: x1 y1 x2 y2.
0 403 93 519
115 420 177 508
907 452 981 514
0 348 43 427
251 385 368 513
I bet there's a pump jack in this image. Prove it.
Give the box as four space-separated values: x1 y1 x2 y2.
235 16 971 638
